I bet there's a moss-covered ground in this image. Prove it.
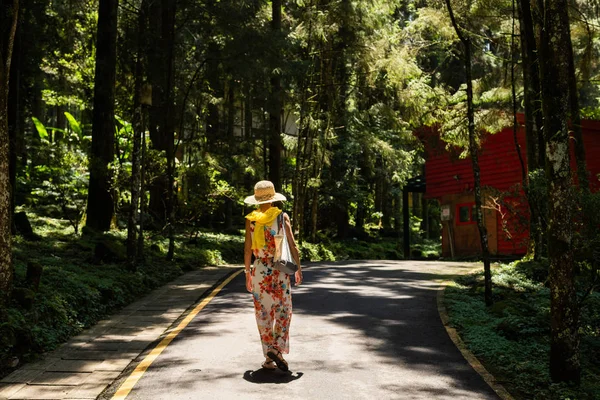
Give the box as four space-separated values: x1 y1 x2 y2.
444 261 600 400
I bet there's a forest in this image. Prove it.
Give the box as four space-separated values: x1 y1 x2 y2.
0 0 599 398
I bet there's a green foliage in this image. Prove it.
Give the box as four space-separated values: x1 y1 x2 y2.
195 249 224 266
177 230 245 269
26 118 89 234
298 242 336 262
31 117 49 140
38 0 97 112
178 154 242 224
411 240 442 259
326 238 404 261
64 112 83 137
512 258 549 283
445 264 600 399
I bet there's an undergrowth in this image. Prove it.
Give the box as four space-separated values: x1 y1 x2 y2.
444 262 600 400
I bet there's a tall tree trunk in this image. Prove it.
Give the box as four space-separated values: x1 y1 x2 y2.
86 0 118 232
293 69 313 241
375 167 383 216
147 1 164 225
224 81 235 230
205 43 221 154
529 0 546 166
511 0 526 185
445 0 492 306
127 0 148 267
0 0 19 306
244 84 252 140
147 0 175 230
268 0 282 189
163 0 176 260
138 111 147 261
55 69 66 142
310 187 319 243
293 124 306 239
332 0 351 239
538 0 580 384
382 178 393 230
7 7 21 220
421 195 429 237
30 69 43 168
394 190 402 235
517 0 544 171
568 38 587 191
517 0 545 261
412 191 420 219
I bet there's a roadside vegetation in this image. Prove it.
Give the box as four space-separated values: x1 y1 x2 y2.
444 260 600 400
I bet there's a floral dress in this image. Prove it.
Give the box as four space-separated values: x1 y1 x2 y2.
250 215 293 357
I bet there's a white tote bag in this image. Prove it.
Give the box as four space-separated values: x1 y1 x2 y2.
273 213 298 274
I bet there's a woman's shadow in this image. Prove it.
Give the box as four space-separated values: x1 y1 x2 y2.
243 367 303 384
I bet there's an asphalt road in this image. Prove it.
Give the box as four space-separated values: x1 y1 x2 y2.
102 261 500 400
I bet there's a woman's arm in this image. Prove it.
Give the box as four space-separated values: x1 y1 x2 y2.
244 219 252 269
244 219 253 292
283 213 301 269
283 213 303 285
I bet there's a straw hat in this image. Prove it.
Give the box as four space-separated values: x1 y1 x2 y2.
244 180 287 205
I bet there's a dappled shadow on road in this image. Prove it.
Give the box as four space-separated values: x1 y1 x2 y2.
197 260 497 399
135 260 496 399
288 260 496 398
243 369 303 384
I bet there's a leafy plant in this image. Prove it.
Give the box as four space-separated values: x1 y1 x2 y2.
29 116 89 234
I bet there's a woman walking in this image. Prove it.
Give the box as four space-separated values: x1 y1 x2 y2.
244 181 302 371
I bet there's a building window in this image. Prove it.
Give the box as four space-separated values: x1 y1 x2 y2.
456 203 477 225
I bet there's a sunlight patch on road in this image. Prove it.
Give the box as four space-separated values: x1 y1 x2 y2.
403 346 440 354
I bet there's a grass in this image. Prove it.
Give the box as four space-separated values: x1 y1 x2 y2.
444 262 600 400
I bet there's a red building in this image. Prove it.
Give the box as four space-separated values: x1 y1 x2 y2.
419 117 600 258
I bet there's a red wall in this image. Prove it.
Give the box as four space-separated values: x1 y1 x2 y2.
420 118 600 255
424 127 527 199
575 119 600 191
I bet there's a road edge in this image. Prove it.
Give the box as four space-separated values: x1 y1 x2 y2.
103 267 244 400
436 278 515 400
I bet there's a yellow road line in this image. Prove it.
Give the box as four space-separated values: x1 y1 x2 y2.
112 269 244 400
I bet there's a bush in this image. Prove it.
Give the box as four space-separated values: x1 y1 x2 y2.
299 242 321 261
513 258 549 283
196 249 224 266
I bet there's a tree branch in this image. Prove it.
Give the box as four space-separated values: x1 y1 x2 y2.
444 0 468 46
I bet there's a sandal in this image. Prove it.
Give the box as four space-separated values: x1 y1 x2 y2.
262 359 276 370
266 349 289 372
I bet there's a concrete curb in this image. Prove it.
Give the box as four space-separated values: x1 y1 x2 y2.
0 265 241 400
436 278 515 400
